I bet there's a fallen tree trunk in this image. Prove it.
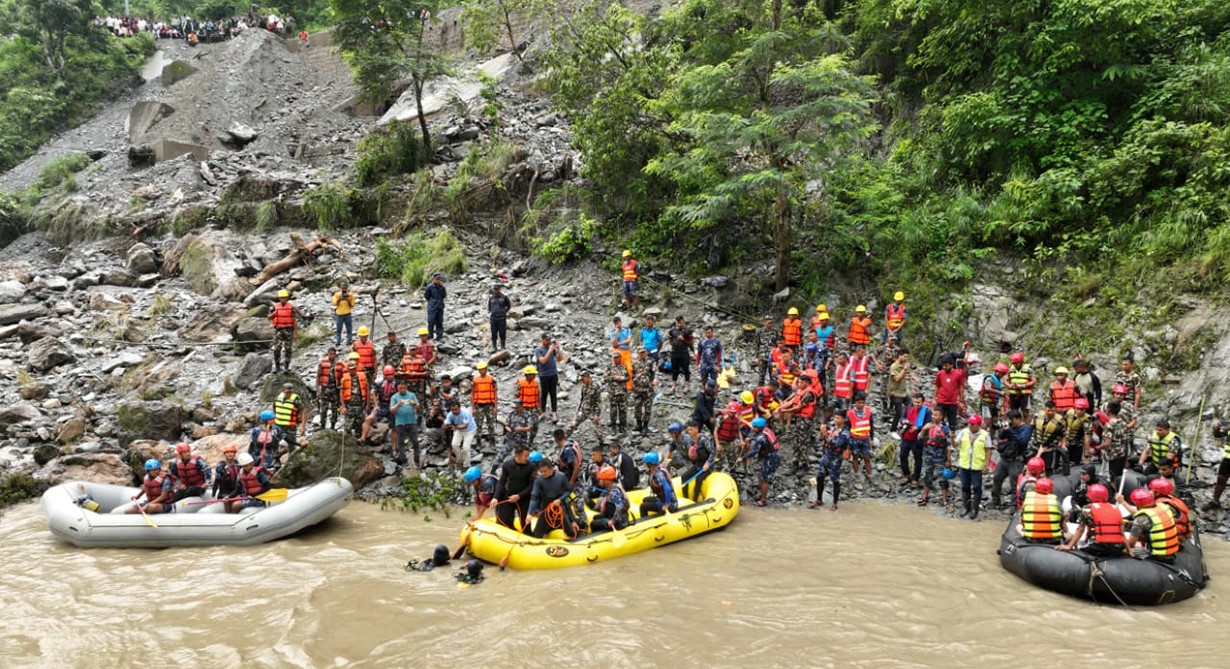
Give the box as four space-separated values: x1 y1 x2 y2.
248 232 344 285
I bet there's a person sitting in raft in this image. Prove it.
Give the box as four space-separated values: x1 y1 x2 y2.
127 459 174 515
1015 456 1045 509
464 465 498 519
406 545 452 572
1117 488 1180 564
589 465 629 533
1017 477 1064 545
1057 483 1127 557
169 442 212 502
639 452 678 517
212 443 241 499
526 459 577 539
1148 477 1192 543
680 420 714 501
225 452 271 513
1067 464 1100 522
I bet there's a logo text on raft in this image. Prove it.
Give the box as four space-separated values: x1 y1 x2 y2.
545 545 569 558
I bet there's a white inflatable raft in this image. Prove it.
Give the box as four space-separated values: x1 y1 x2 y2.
41 477 353 548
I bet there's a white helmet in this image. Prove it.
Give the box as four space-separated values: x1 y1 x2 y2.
236 452 255 466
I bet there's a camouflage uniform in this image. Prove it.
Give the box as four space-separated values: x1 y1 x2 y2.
571 383 602 437
787 389 820 471
473 404 498 452
1101 417 1131 461
272 328 295 371
631 357 656 431
607 360 630 432
382 341 407 370
755 327 778 386
345 370 369 435
1114 370 1142 406
497 408 535 464
318 362 341 430
1104 401 1138 458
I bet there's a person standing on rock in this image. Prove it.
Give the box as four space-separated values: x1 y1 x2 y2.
517 366 542 445
847 305 873 350
610 316 633 368
415 328 438 369
499 398 535 465
667 316 694 396
470 362 499 453
620 249 640 311
754 315 777 386
990 410 1032 508
331 280 356 347
607 351 631 434
443 401 478 468
886 348 911 435
352 327 376 372
398 347 430 413
812 413 850 510
316 348 343 430
268 289 303 373
981 363 1009 424
1006 352 1036 421
1072 357 1102 410
382 331 407 371
776 371 821 476
535 333 562 422
631 347 656 432
1031 400 1067 475
390 379 422 467
898 394 931 485
361 366 398 444
273 382 307 453
640 315 664 364
488 285 511 351
169 443 211 502
883 292 907 345
782 308 803 354
918 413 952 508
696 326 723 390
954 415 991 519
570 370 602 438
692 379 718 433
933 354 966 430
1115 354 1143 411
424 273 447 343
340 352 371 435
740 417 779 506
847 392 875 486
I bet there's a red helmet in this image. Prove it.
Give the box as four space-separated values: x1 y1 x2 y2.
1130 488 1155 507
1087 483 1109 503
1010 352 1024 365
1035 478 1054 495
383 365 395 376
597 465 617 481
175 442 191 455
993 363 1009 374
967 415 983 426
221 443 238 454
1149 477 1175 497
1025 456 1045 475
1112 384 1128 395
1073 397 1089 410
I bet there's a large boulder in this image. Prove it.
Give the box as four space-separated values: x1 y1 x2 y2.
36 453 135 486
125 439 171 475
187 433 245 466
126 243 159 275
26 336 76 371
273 430 383 489
232 316 274 352
0 402 41 427
117 400 185 447
0 303 47 325
0 280 26 304
234 352 272 389
180 304 247 343
258 371 313 403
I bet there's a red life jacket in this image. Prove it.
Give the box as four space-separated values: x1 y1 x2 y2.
1050 379 1077 412
622 260 638 281
1089 502 1127 545
173 457 207 488
216 462 240 489
737 401 757 426
717 404 741 441
1159 496 1192 542
238 468 266 496
142 473 167 501
1015 473 1036 509
270 302 295 329
834 361 853 399
353 339 376 370
317 358 338 388
852 355 870 391
847 407 872 439
886 303 906 329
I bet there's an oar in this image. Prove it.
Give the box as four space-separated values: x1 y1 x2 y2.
498 540 517 571
680 467 706 501
131 496 158 528
183 489 288 506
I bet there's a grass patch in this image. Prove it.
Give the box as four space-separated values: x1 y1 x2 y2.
374 229 468 287
375 471 463 514
443 138 519 223
147 293 173 317
303 180 388 231
0 473 47 514
29 153 93 203
355 120 426 188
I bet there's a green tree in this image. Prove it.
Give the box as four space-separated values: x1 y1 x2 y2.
331 0 449 156
6 0 97 72
461 0 540 62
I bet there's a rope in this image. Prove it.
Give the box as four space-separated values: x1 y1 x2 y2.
79 335 274 348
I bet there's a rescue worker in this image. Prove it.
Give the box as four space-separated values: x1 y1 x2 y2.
1006 352 1036 420
127 459 173 514
898 393 932 485
248 410 282 470
553 429 584 490
739 417 780 507
620 249 640 310
398 347 430 406
517 366 542 445
850 345 876 397
847 392 874 483
500 398 535 466
776 369 822 475
812 413 849 510
382 331 406 371
272 382 306 452
589 465 629 532
268 289 302 373
639 452 677 517
714 398 745 472
470 361 499 452
1139 418 1181 475
1072 357 1102 410
212 444 241 499
1105 383 1139 461
1100 402 1132 481
1115 354 1143 410
316 348 342 430
782 307 803 353
1018 477 1064 545
339 352 371 435
488 284 511 351
692 379 718 433
847 305 872 349
570 370 602 438
696 325 723 390
526 459 578 538
225 452 270 513
1202 418 1230 510
169 442 211 502
990 410 1032 508
883 291 906 344
830 351 854 414
1058 483 1127 556
680 421 714 501
918 412 951 508
423 273 447 342
352 326 376 372
1016 456 1046 508
494 445 535 529
815 310 836 353
464 465 498 519
331 280 356 347
1065 397 1093 466
1149 476 1192 543
631 347 657 433
607 440 640 489
1049 366 1077 413
955 415 991 520
415 328 438 368
1119 488 1180 563
981 363 1009 423
361 366 398 443
667 316 694 396
1031 400 1067 475
606 352 630 434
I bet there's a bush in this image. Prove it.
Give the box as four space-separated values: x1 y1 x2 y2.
531 214 596 264
303 180 387 230
31 153 93 200
354 120 425 187
0 473 47 513
374 230 469 287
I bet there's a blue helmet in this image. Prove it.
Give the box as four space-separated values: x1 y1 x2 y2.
143 458 161 471
464 466 481 484
642 452 661 465
667 421 683 433
528 450 543 464
260 410 275 422
942 467 956 481
751 417 767 429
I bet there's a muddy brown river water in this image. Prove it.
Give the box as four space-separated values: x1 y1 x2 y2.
1 500 1225 668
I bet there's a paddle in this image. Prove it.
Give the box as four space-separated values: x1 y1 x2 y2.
183 488 289 506
131 496 158 528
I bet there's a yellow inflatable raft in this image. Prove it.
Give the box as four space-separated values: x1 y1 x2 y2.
459 472 740 570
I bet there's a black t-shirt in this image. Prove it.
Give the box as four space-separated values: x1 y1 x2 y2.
669 326 694 360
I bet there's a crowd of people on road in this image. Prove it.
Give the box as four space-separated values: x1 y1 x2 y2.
97 11 299 45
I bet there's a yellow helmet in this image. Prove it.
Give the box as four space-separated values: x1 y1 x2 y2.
741 391 754 404
815 304 826 313
475 361 488 370
1055 366 1069 375
347 352 360 361
277 290 289 298
787 307 799 316
418 328 429 336
357 326 369 336
855 305 867 313
818 312 830 321
622 250 632 257
523 365 538 375
894 291 905 301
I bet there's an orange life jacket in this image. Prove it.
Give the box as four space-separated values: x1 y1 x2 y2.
518 379 540 410
399 356 428 381
834 361 853 399
1021 491 1063 541
1159 495 1192 542
1050 379 1077 412
852 355 870 391
847 407 872 439
270 302 295 329
782 318 802 347
317 358 339 388
621 260 638 281
885 303 905 329
341 369 369 402
1089 502 1127 545
353 339 375 371
848 317 871 345
472 374 497 405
